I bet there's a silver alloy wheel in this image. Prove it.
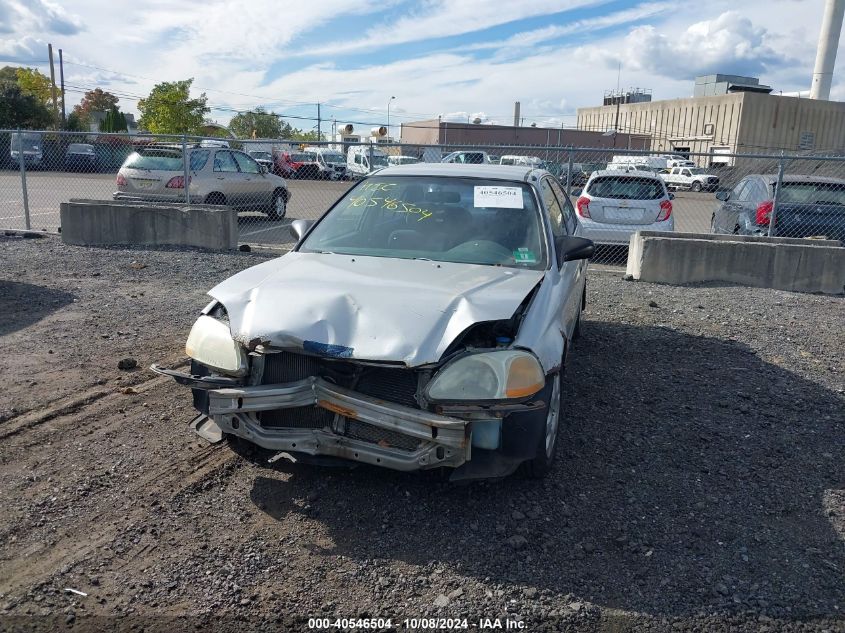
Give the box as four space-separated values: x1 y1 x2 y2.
545 373 561 458
275 192 286 217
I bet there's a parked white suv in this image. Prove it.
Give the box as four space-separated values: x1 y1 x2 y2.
441 151 491 164
574 170 674 245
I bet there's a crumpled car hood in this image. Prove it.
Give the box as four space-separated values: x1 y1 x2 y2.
209 252 543 366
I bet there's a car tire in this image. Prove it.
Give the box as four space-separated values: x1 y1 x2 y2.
268 188 287 220
205 192 226 206
691 181 702 192
522 366 564 479
710 214 717 233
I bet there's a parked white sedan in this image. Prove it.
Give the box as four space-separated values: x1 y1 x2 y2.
573 169 675 245
153 164 594 480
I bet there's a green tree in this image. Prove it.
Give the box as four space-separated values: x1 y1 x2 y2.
0 83 54 129
137 79 209 135
287 128 324 142
99 106 128 132
229 107 284 138
16 67 53 104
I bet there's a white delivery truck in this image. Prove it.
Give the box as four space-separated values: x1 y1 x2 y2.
304 146 349 180
607 155 667 174
346 146 390 178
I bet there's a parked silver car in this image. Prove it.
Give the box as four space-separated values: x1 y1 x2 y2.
153 164 594 480
114 145 289 218
573 169 674 245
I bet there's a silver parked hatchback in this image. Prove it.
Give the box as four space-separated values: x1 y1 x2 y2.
574 169 674 245
153 164 594 481
114 146 289 218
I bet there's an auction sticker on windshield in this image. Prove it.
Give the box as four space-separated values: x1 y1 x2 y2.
474 186 523 209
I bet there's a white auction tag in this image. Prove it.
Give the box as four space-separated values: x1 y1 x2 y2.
473 186 523 209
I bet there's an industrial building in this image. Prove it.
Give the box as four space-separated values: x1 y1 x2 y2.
577 78 845 166
399 118 650 152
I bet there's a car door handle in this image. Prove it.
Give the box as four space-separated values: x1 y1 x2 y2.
216 176 225 180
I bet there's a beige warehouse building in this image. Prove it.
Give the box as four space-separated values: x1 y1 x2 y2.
577 81 845 166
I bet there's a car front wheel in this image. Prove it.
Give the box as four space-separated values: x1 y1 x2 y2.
522 369 563 478
691 181 702 192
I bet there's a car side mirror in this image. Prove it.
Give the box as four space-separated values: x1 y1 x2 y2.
570 188 583 197
715 190 730 201
555 235 594 267
289 219 315 243
259 165 268 174
668 192 675 200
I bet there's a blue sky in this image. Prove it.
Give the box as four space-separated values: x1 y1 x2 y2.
0 0 840 137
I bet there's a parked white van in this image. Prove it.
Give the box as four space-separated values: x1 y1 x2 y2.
304 146 348 180
608 155 667 174
499 155 545 167
347 146 390 178
388 155 420 166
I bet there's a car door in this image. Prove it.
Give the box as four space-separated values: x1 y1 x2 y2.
232 151 271 209
540 177 582 341
212 150 247 207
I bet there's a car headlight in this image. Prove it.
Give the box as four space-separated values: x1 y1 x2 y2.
426 350 545 401
185 315 248 376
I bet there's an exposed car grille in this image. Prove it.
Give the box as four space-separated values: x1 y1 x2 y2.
355 367 420 408
261 353 422 409
344 419 421 452
259 406 333 429
262 352 318 383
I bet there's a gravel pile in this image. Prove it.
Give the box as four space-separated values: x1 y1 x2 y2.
0 235 842 632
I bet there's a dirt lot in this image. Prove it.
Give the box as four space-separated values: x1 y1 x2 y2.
0 234 843 633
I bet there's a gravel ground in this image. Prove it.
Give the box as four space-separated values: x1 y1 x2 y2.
0 234 843 633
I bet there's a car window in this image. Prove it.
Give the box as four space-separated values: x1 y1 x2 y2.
539 178 566 238
233 152 261 174
124 151 182 171
189 150 210 171
213 151 239 173
299 176 547 270
682 169 691 177
549 179 577 235
586 175 665 200
777 181 845 205
737 180 756 202
731 179 748 200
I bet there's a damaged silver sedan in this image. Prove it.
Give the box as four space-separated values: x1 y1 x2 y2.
153 164 594 480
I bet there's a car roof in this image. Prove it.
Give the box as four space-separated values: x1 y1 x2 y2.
375 163 537 181
590 169 663 179
751 174 845 185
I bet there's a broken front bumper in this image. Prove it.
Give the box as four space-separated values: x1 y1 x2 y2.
153 366 469 471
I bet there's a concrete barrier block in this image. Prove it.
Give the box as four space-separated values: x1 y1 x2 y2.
60 199 238 250
626 231 845 295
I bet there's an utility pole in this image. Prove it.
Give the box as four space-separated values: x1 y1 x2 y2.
316 103 321 141
58 48 66 125
47 44 59 124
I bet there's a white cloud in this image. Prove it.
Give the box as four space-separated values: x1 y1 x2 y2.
296 0 604 57
2 0 84 35
617 10 792 79
0 35 44 63
459 1 672 52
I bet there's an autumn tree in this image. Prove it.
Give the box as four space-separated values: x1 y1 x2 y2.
137 79 209 135
72 88 120 123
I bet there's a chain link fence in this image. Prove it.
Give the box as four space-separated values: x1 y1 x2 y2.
2 130 844 264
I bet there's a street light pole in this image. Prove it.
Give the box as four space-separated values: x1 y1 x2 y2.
387 96 396 139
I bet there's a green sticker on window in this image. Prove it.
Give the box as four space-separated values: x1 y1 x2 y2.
513 248 537 263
